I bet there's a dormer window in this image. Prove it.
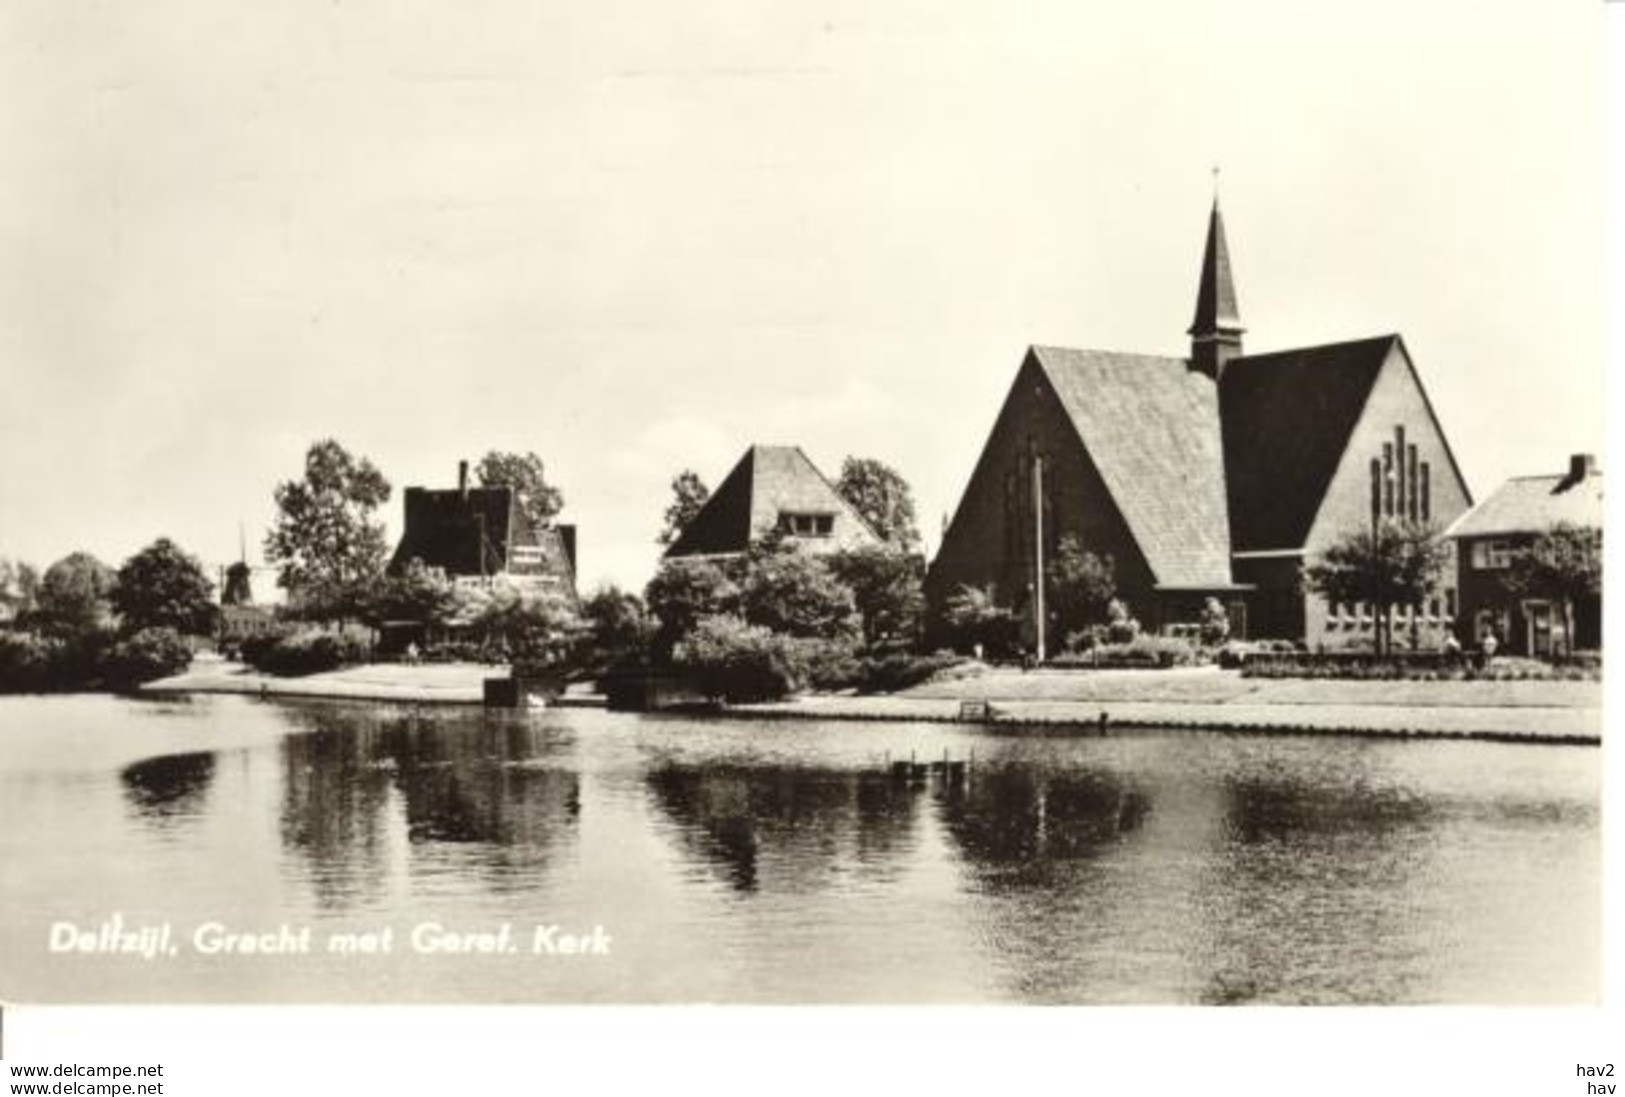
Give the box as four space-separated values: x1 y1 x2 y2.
779 512 835 537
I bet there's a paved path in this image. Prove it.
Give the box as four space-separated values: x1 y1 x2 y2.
144 657 495 704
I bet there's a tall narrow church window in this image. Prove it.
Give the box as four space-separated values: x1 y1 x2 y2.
1420 462 1432 522
1395 428 1407 516
1382 444 1395 516
1407 444 1420 521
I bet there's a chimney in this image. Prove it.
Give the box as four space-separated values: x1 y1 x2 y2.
1564 453 1597 488
458 460 469 500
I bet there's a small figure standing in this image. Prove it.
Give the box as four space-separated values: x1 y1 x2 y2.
1479 631 1498 663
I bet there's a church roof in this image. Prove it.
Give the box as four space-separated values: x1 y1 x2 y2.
1030 346 1234 587
1219 335 1396 551
664 444 880 557
1445 466 1602 539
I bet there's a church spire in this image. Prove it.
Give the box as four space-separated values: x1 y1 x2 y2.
1188 187 1244 379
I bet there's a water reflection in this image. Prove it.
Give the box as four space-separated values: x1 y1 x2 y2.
1195 773 1435 1004
1223 776 1432 844
0 697 1599 1004
120 751 216 822
278 707 580 908
937 766 1151 886
645 765 917 894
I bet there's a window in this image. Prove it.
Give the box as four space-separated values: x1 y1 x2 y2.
1470 540 1515 570
779 512 835 538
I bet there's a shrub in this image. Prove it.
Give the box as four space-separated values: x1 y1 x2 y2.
243 627 371 676
942 583 1018 656
1104 599 1140 644
798 638 862 691
1048 634 1199 669
673 615 806 703
1216 638 1301 669
1552 650 1603 673
100 627 193 690
1238 651 1600 682
855 651 964 694
0 628 121 692
0 631 61 692
1198 597 1230 646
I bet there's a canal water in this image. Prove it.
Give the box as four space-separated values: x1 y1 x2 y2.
0 694 1600 1004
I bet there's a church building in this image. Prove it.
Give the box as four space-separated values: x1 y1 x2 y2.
926 199 1473 652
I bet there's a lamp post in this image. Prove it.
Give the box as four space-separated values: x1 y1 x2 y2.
1033 452 1045 663
1370 460 1396 655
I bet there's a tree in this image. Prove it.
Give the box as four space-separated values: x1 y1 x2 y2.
366 558 457 631
264 439 392 624
1047 537 1116 639
113 538 218 636
578 585 655 669
1305 519 1450 655
644 558 742 655
34 552 118 638
673 614 805 703
740 544 857 641
658 470 711 546
466 581 584 667
1501 523 1602 657
836 457 920 551
828 546 925 651
0 559 40 623
476 451 564 531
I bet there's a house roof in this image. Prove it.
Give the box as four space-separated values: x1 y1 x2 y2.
1030 346 1234 587
1445 470 1603 539
1219 335 1396 551
390 484 577 585
664 444 881 557
392 486 517 577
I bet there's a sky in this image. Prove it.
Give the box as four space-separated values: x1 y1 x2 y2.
0 0 1607 596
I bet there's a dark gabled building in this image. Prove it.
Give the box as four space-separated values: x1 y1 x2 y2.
390 461 577 597
927 198 1474 652
664 445 882 559
1445 454 1602 656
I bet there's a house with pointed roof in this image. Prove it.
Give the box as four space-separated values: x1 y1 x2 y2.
1444 454 1602 656
926 198 1474 652
390 460 578 595
664 445 882 559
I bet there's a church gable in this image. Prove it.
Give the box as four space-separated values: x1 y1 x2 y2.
1302 337 1473 553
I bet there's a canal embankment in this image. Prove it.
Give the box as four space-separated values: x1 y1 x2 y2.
725 667 1601 744
143 659 1601 743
